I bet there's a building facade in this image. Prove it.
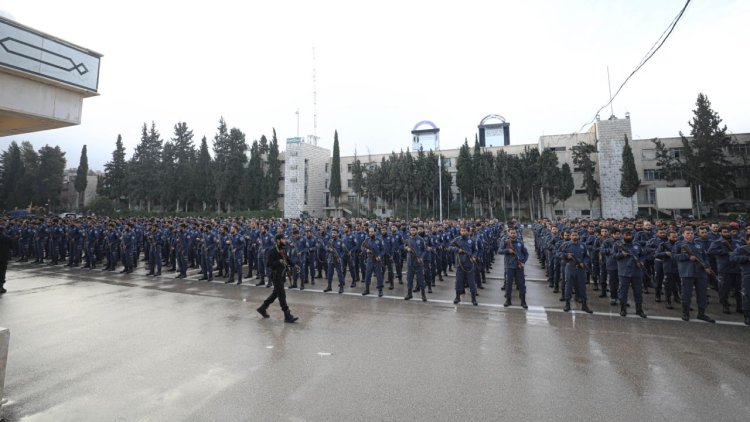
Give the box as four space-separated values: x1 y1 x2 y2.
280 116 750 220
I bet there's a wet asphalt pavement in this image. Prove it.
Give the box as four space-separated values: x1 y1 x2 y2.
1 233 749 421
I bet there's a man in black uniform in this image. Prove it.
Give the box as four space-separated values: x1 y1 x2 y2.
1 226 12 294
257 233 298 323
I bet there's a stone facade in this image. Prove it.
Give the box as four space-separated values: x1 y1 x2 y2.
596 116 637 219
283 140 330 218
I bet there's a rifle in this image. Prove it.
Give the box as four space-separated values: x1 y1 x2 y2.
278 246 295 288
564 242 590 272
614 241 654 283
362 237 380 262
506 238 523 269
680 243 717 279
327 239 341 265
406 238 424 266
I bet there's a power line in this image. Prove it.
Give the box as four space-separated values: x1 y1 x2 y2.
576 0 692 133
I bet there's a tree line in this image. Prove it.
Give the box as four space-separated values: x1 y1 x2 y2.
0 142 67 210
97 118 282 213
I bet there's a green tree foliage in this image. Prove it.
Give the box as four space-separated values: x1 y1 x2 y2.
558 163 574 208
653 93 735 207
99 134 127 206
195 136 213 211
171 122 195 211
264 129 281 208
619 134 640 198
212 117 247 212
538 148 560 213
37 145 66 208
129 122 163 211
0 141 24 208
246 139 264 209
455 140 473 204
74 145 88 208
571 141 600 213
329 130 342 206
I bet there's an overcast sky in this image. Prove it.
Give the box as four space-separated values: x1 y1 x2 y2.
1 0 749 171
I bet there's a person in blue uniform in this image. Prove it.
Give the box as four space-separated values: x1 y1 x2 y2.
499 228 528 309
729 232 750 325
708 226 743 315
451 226 478 306
614 229 647 318
120 223 135 274
226 225 246 285
559 230 593 313
199 225 217 282
404 225 427 302
146 224 163 276
674 226 715 323
175 223 190 279
324 228 346 293
362 226 385 297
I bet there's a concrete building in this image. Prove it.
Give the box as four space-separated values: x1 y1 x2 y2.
280 114 750 220
282 137 330 219
0 15 101 136
60 169 100 211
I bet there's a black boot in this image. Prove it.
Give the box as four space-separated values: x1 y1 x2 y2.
620 303 627 317
655 292 662 303
257 306 270 318
722 302 731 314
563 300 571 312
362 286 370 296
598 289 608 298
338 285 344 294
471 293 478 306
283 310 298 323
421 289 427 302
665 296 674 310
323 282 332 293
682 304 690 321
388 280 394 290
413 286 420 293
503 295 511 307
378 289 383 298
636 303 647 318
404 292 413 300
453 295 460 305
255 279 265 286
520 294 528 309
696 308 715 323
581 302 593 314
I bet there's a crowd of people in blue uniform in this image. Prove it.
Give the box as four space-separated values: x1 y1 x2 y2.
0 216 506 306
3 214 748 326
533 218 750 325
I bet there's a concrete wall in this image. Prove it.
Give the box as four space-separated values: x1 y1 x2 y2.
596 117 637 219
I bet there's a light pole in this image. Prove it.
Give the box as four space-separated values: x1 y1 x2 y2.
436 133 443 222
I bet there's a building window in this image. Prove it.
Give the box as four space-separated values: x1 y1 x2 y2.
289 151 298 157
325 163 329 173
573 167 583 172
575 189 587 194
278 176 285 181
347 164 353 173
325 179 329 189
732 166 748 178
347 179 352 188
290 165 298 170
555 210 564 216
643 169 663 181
547 146 566 152
725 144 750 157
581 210 591 216
348 194 357 203
642 149 656 160
669 148 684 160
638 188 656 204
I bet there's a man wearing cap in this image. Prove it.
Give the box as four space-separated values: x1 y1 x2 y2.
362 226 385 297
615 229 647 318
257 233 298 323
